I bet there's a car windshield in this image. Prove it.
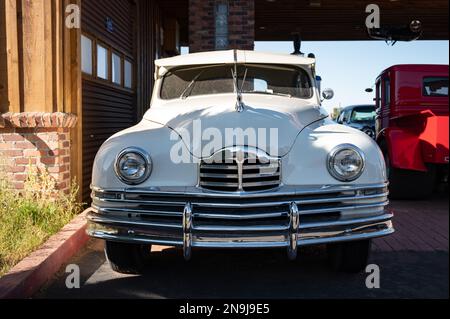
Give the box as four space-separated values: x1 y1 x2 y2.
160 64 313 100
351 107 376 122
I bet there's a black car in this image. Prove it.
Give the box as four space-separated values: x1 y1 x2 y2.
336 105 376 139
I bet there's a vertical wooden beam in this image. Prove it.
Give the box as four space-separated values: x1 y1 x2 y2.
43 0 55 112
63 0 82 202
0 0 21 113
21 0 49 112
53 0 65 113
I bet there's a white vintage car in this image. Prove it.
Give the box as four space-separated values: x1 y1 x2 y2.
87 50 394 274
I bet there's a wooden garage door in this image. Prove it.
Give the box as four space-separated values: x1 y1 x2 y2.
81 0 137 202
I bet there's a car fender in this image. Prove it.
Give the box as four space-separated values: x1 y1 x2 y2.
283 120 387 185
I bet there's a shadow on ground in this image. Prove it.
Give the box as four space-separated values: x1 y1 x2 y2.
36 240 449 299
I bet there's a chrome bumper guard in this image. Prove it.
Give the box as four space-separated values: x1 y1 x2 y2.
86 184 394 260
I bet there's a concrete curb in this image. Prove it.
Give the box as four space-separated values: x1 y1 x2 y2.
0 210 89 299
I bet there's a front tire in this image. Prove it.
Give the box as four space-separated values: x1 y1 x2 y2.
104 241 152 274
327 240 371 273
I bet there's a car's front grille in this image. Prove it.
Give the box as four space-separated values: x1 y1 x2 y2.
199 150 281 192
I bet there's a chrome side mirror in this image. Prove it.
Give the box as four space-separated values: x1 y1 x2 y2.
322 88 334 100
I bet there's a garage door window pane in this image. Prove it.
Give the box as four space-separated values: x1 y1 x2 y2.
124 60 133 89
97 44 109 80
112 53 122 85
81 35 92 75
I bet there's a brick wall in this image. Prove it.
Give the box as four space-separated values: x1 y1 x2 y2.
0 113 77 192
228 0 254 50
189 0 215 52
189 0 255 53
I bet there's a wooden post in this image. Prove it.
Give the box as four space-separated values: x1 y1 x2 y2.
21 0 48 112
0 0 21 113
63 0 83 202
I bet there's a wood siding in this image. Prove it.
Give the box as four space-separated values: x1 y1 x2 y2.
136 0 162 118
81 0 137 201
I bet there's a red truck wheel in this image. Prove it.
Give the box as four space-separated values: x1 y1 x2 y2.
384 151 436 200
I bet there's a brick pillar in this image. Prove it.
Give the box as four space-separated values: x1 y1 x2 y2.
0 113 77 192
228 0 254 50
189 0 255 53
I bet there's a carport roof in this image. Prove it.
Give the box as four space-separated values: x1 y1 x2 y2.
158 0 449 43
255 0 449 41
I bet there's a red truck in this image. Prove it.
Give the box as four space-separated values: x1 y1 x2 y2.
372 64 449 199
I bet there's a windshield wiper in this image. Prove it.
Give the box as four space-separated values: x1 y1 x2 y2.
242 90 292 98
180 70 205 99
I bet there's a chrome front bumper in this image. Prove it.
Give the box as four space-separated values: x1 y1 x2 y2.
86 184 394 260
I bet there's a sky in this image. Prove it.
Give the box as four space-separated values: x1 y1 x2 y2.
182 40 449 112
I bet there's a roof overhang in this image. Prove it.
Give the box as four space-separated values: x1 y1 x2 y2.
158 0 449 43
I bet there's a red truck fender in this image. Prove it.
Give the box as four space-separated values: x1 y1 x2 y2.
380 111 449 172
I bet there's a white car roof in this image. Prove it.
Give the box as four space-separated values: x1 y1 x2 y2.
155 50 315 76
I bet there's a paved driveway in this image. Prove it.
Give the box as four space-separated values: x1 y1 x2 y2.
36 194 449 299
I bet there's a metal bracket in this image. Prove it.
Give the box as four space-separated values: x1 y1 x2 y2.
287 202 300 260
183 203 193 261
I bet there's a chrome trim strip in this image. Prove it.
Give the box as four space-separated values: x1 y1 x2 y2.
87 209 393 233
87 231 183 246
200 164 238 170
242 164 279 170
298 201 389 215
91 183 388 198
199 173 239 178
300 213 393 229
193 224 289 232
92 205 183 217
92 192 389 209
199 181 239 187
87 212 183 229
242 180 282 188
242 173 281 179
86 222 394 248
193 211 286 220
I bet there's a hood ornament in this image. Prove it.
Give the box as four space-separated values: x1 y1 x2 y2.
235 95 244 113
232 50 245 113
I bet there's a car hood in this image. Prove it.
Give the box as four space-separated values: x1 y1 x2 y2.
349 121 375 129
143 94 327 158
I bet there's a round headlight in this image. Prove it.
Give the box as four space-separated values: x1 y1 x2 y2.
115 148 152 185
327 144 365 182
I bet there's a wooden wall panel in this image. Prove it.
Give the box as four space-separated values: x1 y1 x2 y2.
136 0 160 118
81 0 137 202
81 81 135 200
81 0 135 57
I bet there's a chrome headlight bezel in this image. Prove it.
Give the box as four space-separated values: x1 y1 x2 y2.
327 144 366 182
114 147 152 185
